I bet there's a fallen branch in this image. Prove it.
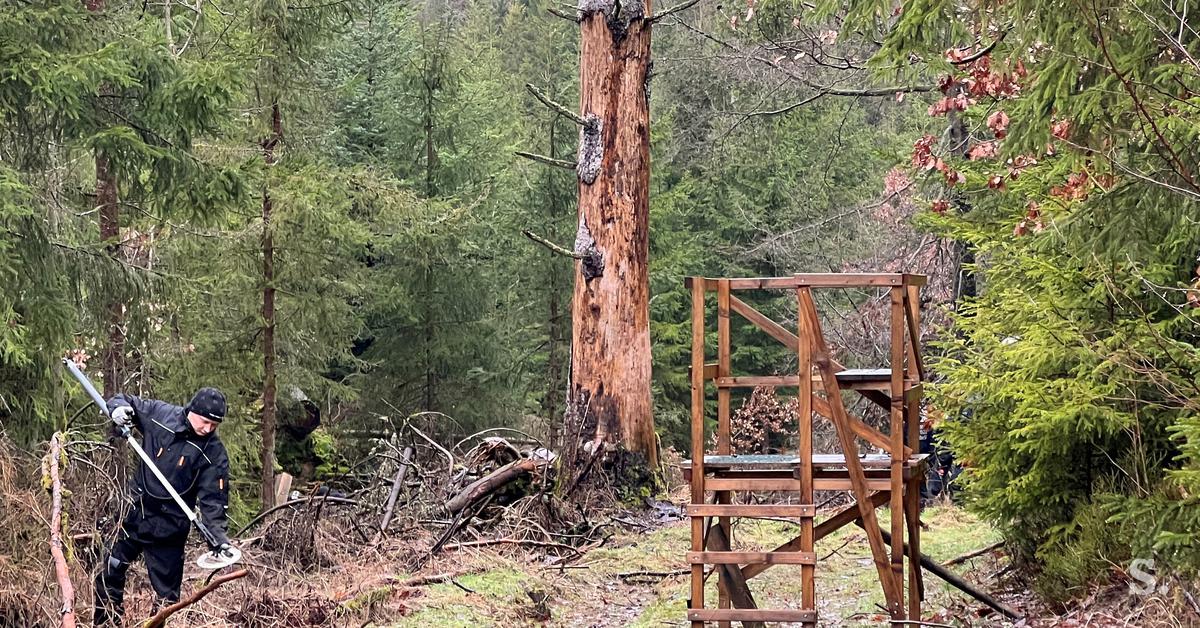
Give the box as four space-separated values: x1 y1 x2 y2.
444 457 544 515
945 540 1005 567
45 432 77 628
234 496 358 537
141 569 249 628
863 524 1023 620
378 446 414 535
440 538 581 555
618 568 689 582
386 568 483 587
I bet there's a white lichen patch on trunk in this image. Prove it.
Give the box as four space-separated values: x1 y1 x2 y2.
573 217 605 280
577 114 603 185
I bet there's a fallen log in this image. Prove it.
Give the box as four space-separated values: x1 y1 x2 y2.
45 432 77 628
141 568 249 628
861 524 1022 620
444 457 543 515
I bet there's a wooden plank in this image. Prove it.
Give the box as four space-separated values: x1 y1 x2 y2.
742 491 891 581
716 376 800 388
688 504 816 517
687 363 719 380
890 286 906 619
706 519 764 628
906 475 923 620
689 551 817 565
689 277 706 622
798 289 903 614
706 477 893 492
796 286 816 616
688 609 817 623
729 295 798 351
716 279 732 625
901 273 928 287
905 285 925 380
793 273 905 287
726 277 809 290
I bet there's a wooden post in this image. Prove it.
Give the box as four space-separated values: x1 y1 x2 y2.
889 287 906 619
716 279 732 626
797 289 902 613
906 475 923 619
796 287 816 617
689 277 706 627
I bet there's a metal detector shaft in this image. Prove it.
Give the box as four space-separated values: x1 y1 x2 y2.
61 358 222 549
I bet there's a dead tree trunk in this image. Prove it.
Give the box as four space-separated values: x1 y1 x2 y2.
568 0 657 469
260 101 282 509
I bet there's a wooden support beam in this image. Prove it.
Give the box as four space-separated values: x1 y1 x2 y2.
686 274 926 291
716 376 799 388
811 395 909 457
687 504 815 517
796 286 817 618
728 295 892 409
889 287 907 619
689 277 706 626
687 609 817 623
689 551 817 565
742 491 890 581
904 285 925 380
798 289 903 615
706 521 765 628
716 279 732 625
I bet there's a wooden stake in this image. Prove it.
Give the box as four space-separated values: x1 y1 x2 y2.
716 279 732 626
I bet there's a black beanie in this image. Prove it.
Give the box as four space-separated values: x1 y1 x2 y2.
187 387 227 422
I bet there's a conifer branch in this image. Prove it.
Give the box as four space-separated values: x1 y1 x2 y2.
522 230 586 259
525 84 586 126
515 151 577 171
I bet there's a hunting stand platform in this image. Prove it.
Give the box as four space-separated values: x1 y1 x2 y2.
683 273 927 626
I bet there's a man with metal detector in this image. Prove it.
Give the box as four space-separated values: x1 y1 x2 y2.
90 385 237 626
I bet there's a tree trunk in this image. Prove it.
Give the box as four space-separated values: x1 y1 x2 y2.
569 0 657 468
97 152 124 397
84 0 122 397
261 101 282 509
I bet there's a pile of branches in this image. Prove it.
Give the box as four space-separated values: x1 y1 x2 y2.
6 410 639 627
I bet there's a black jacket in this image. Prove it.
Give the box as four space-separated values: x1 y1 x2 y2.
107 394 230 545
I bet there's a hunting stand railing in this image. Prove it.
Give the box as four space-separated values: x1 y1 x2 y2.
683 273 928 626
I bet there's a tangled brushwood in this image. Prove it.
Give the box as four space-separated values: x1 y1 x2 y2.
0 414 645 626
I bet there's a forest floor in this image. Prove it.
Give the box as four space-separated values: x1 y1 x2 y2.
387 503 1023 627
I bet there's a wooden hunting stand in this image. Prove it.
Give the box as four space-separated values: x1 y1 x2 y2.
683 273 928 626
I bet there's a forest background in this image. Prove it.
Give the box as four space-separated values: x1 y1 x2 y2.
2 0 1199 610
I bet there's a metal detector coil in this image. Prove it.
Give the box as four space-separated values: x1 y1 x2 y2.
196 545 242 570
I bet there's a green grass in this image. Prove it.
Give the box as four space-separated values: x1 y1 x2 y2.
391 504 1007 627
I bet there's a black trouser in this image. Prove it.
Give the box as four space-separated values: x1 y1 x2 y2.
94 505 188 626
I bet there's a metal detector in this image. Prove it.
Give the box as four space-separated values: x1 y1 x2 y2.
62 358 241 570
